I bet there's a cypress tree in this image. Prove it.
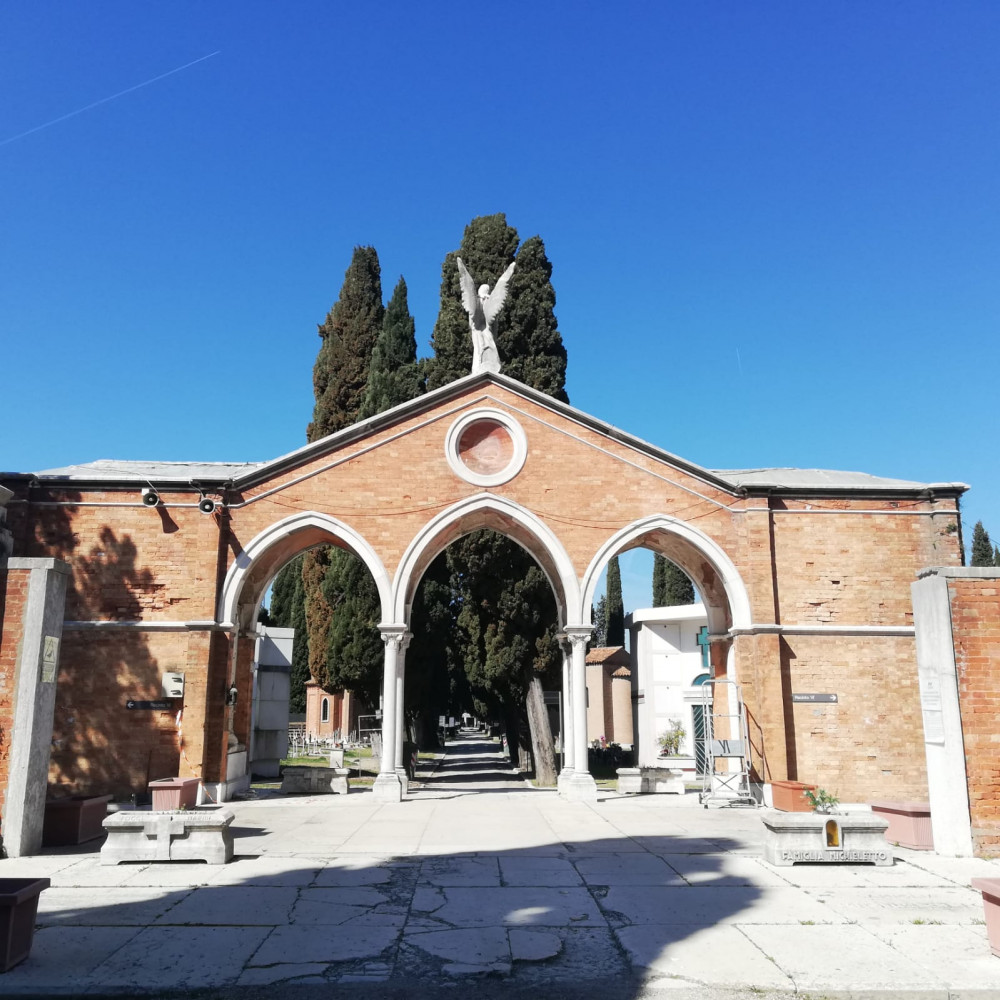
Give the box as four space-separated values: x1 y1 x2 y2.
302 247 385 714
308 246 384 442
605 556 625 646
358 276 424 419
994 545 1000 567
591 595 608 647
653 553 696 606
421 213 569 781
268 555 310 713
971 521 993 567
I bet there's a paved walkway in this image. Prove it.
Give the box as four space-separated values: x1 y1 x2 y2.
2 734 999 998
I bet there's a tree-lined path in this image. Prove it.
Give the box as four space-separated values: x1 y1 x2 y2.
415 732 530 793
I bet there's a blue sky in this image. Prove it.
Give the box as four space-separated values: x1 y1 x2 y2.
2 3 998 612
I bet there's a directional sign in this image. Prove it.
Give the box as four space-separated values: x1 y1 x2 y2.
791 693 838 704
125 699 172 710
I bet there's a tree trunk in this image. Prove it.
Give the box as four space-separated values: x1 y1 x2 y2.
503 703 521 768
525 672 557 786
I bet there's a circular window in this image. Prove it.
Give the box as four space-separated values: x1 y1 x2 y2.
445 409 527 487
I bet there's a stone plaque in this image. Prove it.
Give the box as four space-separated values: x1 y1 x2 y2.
41 635 60 682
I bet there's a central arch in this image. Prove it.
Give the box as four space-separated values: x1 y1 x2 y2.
392 494 581 628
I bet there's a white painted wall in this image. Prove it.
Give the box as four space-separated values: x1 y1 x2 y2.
627 604 709 767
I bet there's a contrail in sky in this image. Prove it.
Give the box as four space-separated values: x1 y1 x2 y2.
0 50 220 148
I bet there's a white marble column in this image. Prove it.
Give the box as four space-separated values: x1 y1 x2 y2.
372 626 407 802
394 633 412 788
562 626 598 801
557 635 574 790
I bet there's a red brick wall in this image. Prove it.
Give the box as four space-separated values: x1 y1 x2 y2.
0 381 966 803
0 566 30 821
949 575 1000 855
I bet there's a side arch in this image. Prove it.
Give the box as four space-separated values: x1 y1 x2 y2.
580 514 752 634
392 494 581 627
217 511 393 628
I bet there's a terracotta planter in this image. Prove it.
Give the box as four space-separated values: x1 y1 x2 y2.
43 794 114 847
972 879 1000 957
0 878 49 972
770 780 817 812
147 777 200 811
869 800 933 850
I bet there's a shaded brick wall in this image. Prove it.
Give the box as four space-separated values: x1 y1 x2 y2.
0 566 29 821
949 575 1000 855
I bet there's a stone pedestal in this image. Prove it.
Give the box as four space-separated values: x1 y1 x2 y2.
280 766 350 795
762 810 892 866
372 771 403 802
101 808 234 865
617 767 642 795
561 771 598 801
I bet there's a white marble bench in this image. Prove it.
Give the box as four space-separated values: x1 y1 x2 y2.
100 807 234 865
280 766 350 795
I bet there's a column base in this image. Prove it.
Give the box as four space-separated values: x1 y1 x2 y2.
372 772 404 802
560 770 598 801
556 767 575 793
395 767 410 795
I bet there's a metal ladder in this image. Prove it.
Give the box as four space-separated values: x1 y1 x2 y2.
698 678 756 808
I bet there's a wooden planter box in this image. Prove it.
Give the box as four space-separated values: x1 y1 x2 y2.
770 780 817 812
0 878 49 972
147 777 200 811
972 879 1000 957
869 800 933 850
42 794 114 847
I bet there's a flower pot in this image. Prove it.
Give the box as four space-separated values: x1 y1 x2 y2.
972 879 1000 957
869 800 933 850
147 777 200 811
43 794 114 847
0 878 49 972
770 780 817 812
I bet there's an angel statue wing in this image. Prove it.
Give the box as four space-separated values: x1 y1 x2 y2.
484 260 516 325
455 257 478 316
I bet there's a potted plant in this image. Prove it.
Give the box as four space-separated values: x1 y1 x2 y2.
657 719 686 757
0 878 50 971
769 779 818 812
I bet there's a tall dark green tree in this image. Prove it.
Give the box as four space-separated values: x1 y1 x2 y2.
591 595 608 647
652 553 696 606
358 276 423 419
971 521 994 567
422 213 568 782
605 556 625 646
302 247 385 710
994 545 1000 567
268 555 310 713
308 246 384 442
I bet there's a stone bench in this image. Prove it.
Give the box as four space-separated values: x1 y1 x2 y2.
100 807 234 865
762 809 891 866
280 766 350 795
617 766 685 795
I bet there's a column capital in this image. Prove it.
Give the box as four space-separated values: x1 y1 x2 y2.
563 625 592 649
379 624 411 650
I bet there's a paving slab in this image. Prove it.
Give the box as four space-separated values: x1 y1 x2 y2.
153 884 299 924
741 922 951 991
866 924 1000 990
249 919 405 965
36 885 188 925
616 922 793 989
816 885 985 925
88 925 273 990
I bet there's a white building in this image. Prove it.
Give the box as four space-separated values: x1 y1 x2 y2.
626 604 711 768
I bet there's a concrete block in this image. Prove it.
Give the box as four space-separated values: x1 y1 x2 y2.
280 766 350 795
761 809 892 866
100 808 234 865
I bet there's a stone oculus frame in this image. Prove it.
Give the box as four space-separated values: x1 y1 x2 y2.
0 370 967 817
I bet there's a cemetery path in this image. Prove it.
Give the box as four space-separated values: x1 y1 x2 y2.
412 730 529 793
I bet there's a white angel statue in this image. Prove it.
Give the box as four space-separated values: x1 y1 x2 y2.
456 256 516 375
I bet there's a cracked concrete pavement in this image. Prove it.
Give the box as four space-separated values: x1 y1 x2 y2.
2 732 999 998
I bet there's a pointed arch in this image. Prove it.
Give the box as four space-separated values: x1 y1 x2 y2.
392 493 580 627
580 515 752 634
217 511 392 628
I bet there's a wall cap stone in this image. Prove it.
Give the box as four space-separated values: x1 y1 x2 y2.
917 567 1000 580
